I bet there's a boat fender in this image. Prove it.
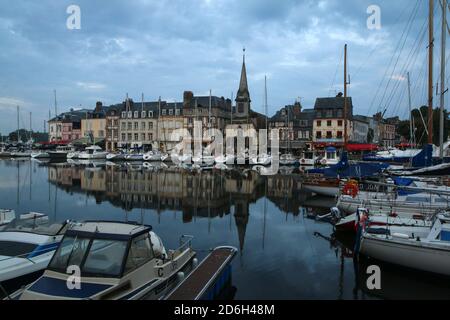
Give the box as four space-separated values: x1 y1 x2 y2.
392 233 410 239
192 258 198 268
177 272 185 282
150 231 167 259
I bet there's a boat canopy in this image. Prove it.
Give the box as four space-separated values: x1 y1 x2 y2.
65 221 152 241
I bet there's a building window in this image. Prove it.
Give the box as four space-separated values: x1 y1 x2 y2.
134 111 139 118
169 109 173 116
317 120 322 127
337 131 343 139
149 122 153 129
316 131 322 139
127 122 132 130
141 133 145 141
326 110 333 118
134 122 138 130
148 133 153 141
149 111 153 118
327 120 332 127
337 110 343 118
338 120 343 127
122 112 127 118
175 109 180 116
127 133 132 141
162 109 167 115
128 111 132 118
134 133 139 141
141 122 146 130
326 131 332 139
141 111 146 118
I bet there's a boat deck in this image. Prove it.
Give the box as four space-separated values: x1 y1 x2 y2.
165 246 236 300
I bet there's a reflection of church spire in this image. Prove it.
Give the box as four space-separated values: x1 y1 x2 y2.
234 201 249 253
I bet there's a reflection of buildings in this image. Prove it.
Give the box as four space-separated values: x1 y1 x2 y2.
266 175 304 215
48 166 306 251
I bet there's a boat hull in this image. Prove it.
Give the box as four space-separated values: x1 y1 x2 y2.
360 234 450 276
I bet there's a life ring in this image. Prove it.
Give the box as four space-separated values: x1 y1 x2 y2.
342 180 359 198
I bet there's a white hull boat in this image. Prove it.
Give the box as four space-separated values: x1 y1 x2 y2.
0 215 68 285
31 152 49 159
10 221 196 300
360 214 450 276
78 146 108 160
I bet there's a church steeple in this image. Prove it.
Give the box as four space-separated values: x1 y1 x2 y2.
238 48 249 98
235 48 251 118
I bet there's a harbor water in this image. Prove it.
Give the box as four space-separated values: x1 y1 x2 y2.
2 159 450 300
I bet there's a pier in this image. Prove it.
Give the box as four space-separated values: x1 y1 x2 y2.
165 246 237 300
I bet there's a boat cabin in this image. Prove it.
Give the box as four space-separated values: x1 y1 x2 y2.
47 221 158 279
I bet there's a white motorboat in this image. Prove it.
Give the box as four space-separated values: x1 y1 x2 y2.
78 146 108 160
359 213 450 277
279 153 297 166
11 221 196 300
0 214 68 288
106 151 127 161
31 151 49 159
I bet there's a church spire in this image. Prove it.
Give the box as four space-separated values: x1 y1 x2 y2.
238 47 249 98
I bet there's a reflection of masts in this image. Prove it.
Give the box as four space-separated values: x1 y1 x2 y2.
29 160 32 200
16 161 19 206
262 177 267 250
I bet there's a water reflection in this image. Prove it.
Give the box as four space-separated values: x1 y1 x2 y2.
3 159 450 299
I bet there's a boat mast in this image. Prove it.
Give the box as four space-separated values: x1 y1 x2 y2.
344 44 348 150
54 89 58 117
209 89 212 128
29 111 32 144
17 105 19 143
265 75 268 131
439 0 447 158
407 72 414 146
428 0 434 145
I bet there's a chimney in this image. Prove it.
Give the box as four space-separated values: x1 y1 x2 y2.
336 92 343 98
183 91 194 108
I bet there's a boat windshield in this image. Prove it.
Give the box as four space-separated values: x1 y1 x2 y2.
48 236 128 277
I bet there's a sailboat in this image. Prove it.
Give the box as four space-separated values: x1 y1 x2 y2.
307 44 389 178
255 76 272 166
10 106 32 158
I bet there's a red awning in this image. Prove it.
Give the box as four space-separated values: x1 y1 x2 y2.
346 144 379 152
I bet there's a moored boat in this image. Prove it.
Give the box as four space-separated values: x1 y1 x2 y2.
10 221 196 300
0 214 68 291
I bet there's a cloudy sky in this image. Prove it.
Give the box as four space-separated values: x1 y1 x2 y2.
0 0 443 134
